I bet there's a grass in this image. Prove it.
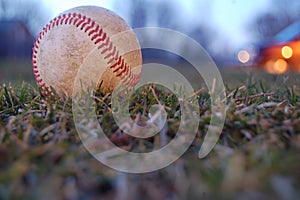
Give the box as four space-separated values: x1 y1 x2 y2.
0 59 35 84
0 68 300 199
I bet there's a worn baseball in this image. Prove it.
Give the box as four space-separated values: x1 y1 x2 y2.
32 6 142 97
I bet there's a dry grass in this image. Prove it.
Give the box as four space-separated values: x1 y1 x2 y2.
0 68 300 199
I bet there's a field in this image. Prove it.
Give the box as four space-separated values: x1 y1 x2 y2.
0 63 300 199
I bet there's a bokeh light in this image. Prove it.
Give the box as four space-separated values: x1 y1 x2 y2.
274 59 288 74
237 50 250 63
265 59 288 74
265 60 275 74
281 46 293 59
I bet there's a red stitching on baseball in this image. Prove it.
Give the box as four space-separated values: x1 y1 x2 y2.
67 14 73 25
50 19 55 28
113 63 125 74
94 32 106 45
72 17 79 26
84 21 95 33
88 25 100 36
60 15 66 25
65 13 71 24
55 16 61 26
80 18 91 30
111 56 122 69
76 18 85 28
114 62 125 75
113 59 126 75
116 64 127 77
108 51 119 64
104 46 116 59
123 74 131 85
32 12 139 95
101 42 113 54
124 69 133 84
46 24 50 32
98 35 109 49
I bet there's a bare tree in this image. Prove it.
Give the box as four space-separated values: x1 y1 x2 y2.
129 0 148 28
0 0 49 34
250 0 300 39
154 1 178 29
114 0 220 60
126 0 179 29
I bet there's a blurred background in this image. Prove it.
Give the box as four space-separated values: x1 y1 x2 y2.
1 0 300 84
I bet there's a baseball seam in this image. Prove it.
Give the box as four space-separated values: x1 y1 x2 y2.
32 13 140 96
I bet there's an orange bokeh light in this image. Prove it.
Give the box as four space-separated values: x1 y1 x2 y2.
265 59 288 74
273 59 288 74
265 60 275 74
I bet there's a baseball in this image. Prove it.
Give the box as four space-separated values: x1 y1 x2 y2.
32 6 142 97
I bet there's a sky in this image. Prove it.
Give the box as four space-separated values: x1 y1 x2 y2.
211 0 270 47
42 0 271 51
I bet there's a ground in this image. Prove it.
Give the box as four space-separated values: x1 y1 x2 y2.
0 66 300 200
